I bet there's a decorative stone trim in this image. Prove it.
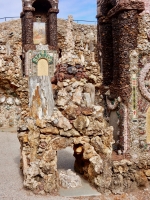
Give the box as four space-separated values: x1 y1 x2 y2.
108 1 145 17
48 8 59 13
23 7 35 12
123 104 128 153
139 63 150 102
36 44 49 51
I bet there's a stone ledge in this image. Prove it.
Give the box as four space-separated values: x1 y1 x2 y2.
108 1 145 18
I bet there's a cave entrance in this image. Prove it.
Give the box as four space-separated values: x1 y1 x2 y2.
57 146 100 197
57 146 75 171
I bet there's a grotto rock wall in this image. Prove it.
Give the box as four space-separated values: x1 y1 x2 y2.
97 0 150 155
0 17 99 129
17 15 113 194
0 20 28 129
96 0 150 194
2 10 150 195
18 64 114 194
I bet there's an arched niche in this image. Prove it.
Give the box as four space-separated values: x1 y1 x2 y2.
37 59 49 76
32 0 52 45
32 0 51 13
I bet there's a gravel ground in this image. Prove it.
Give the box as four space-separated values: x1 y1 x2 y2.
0 131 150 200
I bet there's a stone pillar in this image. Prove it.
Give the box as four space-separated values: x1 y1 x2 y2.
48 8 59 48
24 8 34 45
111 9 140 102
21 13 26 46
97 0 114 86
97 17 114 86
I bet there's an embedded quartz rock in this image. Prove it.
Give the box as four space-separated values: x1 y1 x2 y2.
0 96 6 104
73 115 90 133
60 129 80 137
6 97 14 105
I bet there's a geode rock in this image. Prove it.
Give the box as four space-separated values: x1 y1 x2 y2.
83 143 97 160
59 169 82 188
0 96 6 104
67 66 78 74
56 88 70 107
135 171 148 187
84 83 95 104
72 87 83 105
56 116 72 131
15 98 21 106
64 104 79 119
0 120 3 127
6 97 14 105
85 119 106 136
73 115 90 132
40 126 59 135
60 129 80 137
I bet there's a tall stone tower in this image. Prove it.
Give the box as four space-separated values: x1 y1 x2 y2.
21 0 59 77
97 0 146 155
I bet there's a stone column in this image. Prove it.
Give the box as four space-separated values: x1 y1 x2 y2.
23 7 34 45
48 8 59 48
20 12 26 46
97 17 114 86
97 0 114 86
111 10 138 101
107 1 144 101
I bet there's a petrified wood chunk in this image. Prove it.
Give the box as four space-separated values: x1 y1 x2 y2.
29 76 54 119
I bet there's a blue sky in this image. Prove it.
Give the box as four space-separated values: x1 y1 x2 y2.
0 0 97 23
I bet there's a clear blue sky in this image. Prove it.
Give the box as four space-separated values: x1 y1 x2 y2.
0 0 97 23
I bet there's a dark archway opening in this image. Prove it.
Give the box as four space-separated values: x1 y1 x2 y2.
32 0 51 13
57 146 100 197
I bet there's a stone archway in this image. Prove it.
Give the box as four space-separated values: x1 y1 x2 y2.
37 59 49 76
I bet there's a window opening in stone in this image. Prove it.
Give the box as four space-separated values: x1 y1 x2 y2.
57 147 75 171
37 58 48 76
57 146 100 196
57 147 82 189
32 0 51 13
32 0 51 45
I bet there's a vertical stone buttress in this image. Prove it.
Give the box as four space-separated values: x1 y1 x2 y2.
48 8 59 48
97 0 145 102
97 0 114 86
111 10 139 102
97 0 145 153
21 2 35 50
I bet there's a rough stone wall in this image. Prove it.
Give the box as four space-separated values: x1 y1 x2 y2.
0 18 100 129
17 15 114 194
2 9 150 195
18 67 114 194
96 0 150 194
129 11 150 157
0 20 28 128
